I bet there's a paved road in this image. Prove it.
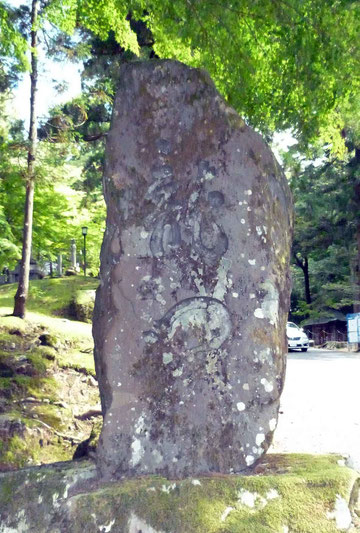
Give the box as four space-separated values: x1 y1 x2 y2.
270 348 360 470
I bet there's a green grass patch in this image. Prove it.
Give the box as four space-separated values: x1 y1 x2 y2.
57 348 95 375
1 435 28 468
0 375 58 402
0 277 98 318
0 280 99 470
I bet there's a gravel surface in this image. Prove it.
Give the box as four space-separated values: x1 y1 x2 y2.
270 348 360 471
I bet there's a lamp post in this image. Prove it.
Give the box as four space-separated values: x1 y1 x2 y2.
82 226 88 277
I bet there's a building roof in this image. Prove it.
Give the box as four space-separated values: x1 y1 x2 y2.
302 309 347 326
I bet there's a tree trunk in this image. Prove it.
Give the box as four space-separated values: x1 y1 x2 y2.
13 0 39 318
294 254 312 305
303 256 312 305
353 147 360 313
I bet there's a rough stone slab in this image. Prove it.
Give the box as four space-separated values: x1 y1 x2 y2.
93 60 293 479
0 455 359 532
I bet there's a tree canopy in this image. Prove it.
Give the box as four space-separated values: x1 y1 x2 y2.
0 0 360 322
2 0 360 147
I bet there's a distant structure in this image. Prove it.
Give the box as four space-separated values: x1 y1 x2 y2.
302 310 347 345
0 258 45 285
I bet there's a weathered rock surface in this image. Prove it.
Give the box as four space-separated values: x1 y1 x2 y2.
0 455 359 532
93 60 293 479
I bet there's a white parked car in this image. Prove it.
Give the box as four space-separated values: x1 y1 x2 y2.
286 322 309 352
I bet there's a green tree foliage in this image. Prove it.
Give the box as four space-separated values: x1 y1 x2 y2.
3 0 360 147
1 0 360 316
289 146 359 320
0 2 28 90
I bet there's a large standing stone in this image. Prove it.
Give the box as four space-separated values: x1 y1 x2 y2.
93 60 293 479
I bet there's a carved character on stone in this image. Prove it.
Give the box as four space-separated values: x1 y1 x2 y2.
93 60 293 479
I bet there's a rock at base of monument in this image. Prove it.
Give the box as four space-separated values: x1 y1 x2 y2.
0 455 358 533
93 59 293 479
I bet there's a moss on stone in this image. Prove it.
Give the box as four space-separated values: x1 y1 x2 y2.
0 454 358 533
69 290 96 323
0 307 99 471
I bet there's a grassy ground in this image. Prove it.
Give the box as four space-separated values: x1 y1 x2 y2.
0 277 101 470
0 276 99 316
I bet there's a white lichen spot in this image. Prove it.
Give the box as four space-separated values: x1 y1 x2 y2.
161 483 177 493
260 280 279 326
162 352 173 365
238 489 257 507
256 226 263 235
134 414 145 434
212 257 233 301
172 366 183 377
204 171 215 181
326 495 352 530
152 449 163 464
189 191 199 204
245 189 252 195
5 510 28 532
155 293 166 306
130 439 144 467
249 293 256 299
248 259 256 266
237 402 246 411
261 378 274 393
261 266 266 271
241 218 246 224
38 494 43 504
220 507 234 521
256 433 265 446
243 383 249 390
147 487 156 492
245 455 255 466
232 291 239 298
191 479 202 486
99 519 115 532
282 527 289 533
254 308 264 319
128 513 165 533
52 492 60 508
269 418 277 431
62 483 71 499
238 201 243 206
266 489 280 500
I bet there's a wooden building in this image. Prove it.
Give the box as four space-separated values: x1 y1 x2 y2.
302 310 347 345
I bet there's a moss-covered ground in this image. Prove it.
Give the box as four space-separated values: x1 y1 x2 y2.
0 278 101 470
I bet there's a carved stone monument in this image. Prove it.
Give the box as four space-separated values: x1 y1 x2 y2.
70 239 77 270
93 60 293 479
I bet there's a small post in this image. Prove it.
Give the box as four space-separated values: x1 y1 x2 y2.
70 239 77 271
57 253 63 277
82 227 88 277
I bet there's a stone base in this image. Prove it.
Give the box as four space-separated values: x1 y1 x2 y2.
1 455 359 532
